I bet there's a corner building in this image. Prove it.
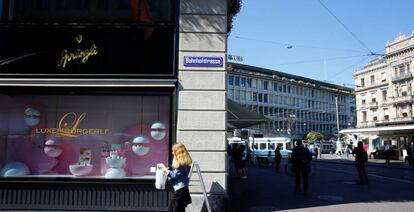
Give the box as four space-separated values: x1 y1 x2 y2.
348 31 414 156
0 0 230 211
228 63 356 140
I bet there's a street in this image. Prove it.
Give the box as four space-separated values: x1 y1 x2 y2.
228 159 414 212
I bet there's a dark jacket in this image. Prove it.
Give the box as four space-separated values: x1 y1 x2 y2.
354 147 368 164
291 146 312 171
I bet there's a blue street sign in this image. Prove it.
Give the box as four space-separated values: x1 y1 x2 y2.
183 56 223 67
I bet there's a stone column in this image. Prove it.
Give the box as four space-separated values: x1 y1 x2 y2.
178 0 228 211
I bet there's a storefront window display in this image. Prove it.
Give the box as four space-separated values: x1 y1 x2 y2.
0 94 170 179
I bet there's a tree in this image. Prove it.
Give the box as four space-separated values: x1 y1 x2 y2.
306 131 324 141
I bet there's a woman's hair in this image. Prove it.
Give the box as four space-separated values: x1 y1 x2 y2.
172 143 193 168
357 141 363 149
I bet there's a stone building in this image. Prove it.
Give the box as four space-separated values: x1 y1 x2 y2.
343 31 414 156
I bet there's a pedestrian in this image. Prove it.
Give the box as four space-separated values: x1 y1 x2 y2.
274 146 282 172
231 143 243 178
384 141 391 164
240 144 248 179
353 141 368 184
159 143 192 212
245 146 252 164
405 143 414 165
291 140 312 195
314 146 319 159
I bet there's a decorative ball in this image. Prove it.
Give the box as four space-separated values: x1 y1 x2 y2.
44 139 63 158
24 107 40 127
132 135 150 156
150 122 166 141
1 162 30 177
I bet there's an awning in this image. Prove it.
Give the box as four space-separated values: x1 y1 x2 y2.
340 124 414 134
227 99 270 129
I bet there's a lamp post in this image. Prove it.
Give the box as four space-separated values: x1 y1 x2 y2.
335 97 341 155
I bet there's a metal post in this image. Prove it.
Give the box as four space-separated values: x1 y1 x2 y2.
335 97 341 155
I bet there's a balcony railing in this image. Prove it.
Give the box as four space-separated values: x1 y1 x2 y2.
367 101 378 109
392 95 414 104
358 121 375 128
393 116 414 122
392 72 413 82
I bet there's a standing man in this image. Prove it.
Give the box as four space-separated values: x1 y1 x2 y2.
384 141 391 164
291 140 312 195
405 142 413 165
353 141 368 184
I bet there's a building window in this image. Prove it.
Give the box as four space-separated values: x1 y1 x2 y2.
382 90 387 101
253 92 258 101
373 110 378 121
228 76 234 86
381 72 386 82
283 84 287 93
258 93 263 102
264 94 268 103
384 108 389 120
235 77 240 86
360 78 365 87
399 65 406 75
362 111 367 122
273 83 278 91
401 85 408 96
246 78 252 88
241 78 246 87
361 95 366 105
371 98 376 103
263 81 268 90
287 85 291 93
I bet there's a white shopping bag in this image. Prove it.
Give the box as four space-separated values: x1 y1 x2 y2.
155 164 168 190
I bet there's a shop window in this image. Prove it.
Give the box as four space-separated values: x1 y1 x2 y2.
2 0 175 23
0 94 170 180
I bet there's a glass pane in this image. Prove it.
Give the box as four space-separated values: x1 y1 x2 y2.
259 143 266 150
1 0 175 23
0 94 170 179
268 143 275 150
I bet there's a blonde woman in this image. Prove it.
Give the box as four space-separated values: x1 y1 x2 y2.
160 143 193 212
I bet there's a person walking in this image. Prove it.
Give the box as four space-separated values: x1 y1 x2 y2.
353 141 368 185
231 143 243 178
159 143 192 212
405 142 414 165
384 141 391 164
291 140 312 195
274 146 282 172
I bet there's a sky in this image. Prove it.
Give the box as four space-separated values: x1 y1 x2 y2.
227 0 414 87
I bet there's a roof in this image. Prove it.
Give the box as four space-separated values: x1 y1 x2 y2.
227 99 270 129
228 62 354 94
339 125 414 134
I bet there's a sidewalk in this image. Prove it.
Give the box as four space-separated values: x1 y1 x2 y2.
314 154 414 170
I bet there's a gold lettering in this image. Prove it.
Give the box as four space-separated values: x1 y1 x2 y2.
57 44 98 69
34 112 109 137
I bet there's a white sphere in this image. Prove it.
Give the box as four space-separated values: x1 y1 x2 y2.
1 162 30 177
24 108 40 127
132 135 150 156
150 122 166 141
44 139 63 158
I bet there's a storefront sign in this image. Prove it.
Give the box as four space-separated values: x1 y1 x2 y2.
0 27 175 76
183 56 223 67
56 35 99 69
35 112 109 137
